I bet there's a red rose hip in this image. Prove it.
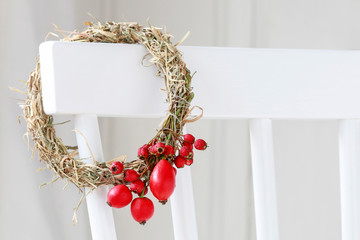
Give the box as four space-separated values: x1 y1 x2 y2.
124 169 139 182
185 159 194 166
183 134 195 144
138 146 149 160
130 180 145 194
150 159 176 203
149 145 158 155
131 197 154 225
110 161 124 174
194 139 207 150
107 184 132 208
180 146 193 159
174 155 186 168
184 142 193 150
164 145 175 157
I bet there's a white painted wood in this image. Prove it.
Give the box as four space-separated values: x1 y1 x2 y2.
249 119 279 240
39 40 360 240
339 120 360 240
74 114 117 240
40 41 360 119
170 166 198 240
170 127 198 240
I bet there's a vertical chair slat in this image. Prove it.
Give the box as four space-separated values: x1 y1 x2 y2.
249 119 279 240
74 114 117 240
170 167 198 240
339 120 360 240
170 127 198 240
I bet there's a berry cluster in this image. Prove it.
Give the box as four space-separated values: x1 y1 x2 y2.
106 134 207 224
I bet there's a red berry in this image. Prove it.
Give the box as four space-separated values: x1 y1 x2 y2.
110 161 124 174
149 145 157 155
183 134 195 144
155 142 166 155
137 186 148 197
174 155 186 168
180 146 193 159
173 167 177 176
130 180 145 194
131 197 154 225
124 169 139 182
194 139 207 150
164 145 175 157
138 146 149 160
184 142 193 150
150 159 176 203
185 159 194 166
107 185 132 208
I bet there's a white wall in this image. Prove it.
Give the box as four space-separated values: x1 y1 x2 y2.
2 0 359 239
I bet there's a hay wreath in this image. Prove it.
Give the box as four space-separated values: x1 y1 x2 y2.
21 21 208 224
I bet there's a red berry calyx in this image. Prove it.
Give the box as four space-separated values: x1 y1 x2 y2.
154 142 166 155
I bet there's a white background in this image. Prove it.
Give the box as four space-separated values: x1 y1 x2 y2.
1 0 359 239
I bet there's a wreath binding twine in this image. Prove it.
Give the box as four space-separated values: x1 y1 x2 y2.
21 21 208 224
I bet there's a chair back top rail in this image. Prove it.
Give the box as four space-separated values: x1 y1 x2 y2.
39 41 360 119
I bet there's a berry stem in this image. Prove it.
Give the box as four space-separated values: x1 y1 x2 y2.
140 184 147 198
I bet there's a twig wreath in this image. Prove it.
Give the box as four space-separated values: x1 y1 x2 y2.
21 21 208 224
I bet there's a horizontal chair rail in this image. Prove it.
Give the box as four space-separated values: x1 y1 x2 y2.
40 41 360 119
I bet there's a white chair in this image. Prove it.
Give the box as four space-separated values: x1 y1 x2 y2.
40 42 360 240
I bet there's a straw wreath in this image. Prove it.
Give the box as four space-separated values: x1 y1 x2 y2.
21 21 201 222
